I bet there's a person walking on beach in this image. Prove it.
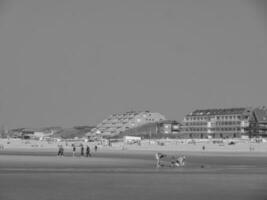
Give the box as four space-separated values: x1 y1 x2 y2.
57 145 64 157
86 145 91 157
72 144 76 157
94 145 98 153
80 144 84 157
60 146 64 156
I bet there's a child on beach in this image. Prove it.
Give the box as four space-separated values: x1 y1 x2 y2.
72 144 76 157
155 152 167 168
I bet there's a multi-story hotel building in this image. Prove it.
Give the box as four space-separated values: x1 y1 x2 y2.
182 107 253 138
90 111 166 137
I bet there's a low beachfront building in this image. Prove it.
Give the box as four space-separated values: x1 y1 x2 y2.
181 107 253 139
90 110 166 138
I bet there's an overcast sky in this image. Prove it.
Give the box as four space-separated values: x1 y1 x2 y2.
0 0 265 129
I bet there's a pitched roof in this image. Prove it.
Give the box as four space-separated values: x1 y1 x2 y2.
187 107 251 116
253 108 267 123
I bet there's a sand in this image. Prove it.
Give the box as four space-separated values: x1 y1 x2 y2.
0 150 267 200
1 138 267 153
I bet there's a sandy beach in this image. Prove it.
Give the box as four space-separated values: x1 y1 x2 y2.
1 138 267 153
0 147 267 200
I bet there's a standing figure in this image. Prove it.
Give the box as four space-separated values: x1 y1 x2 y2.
94 145 98 153
57 145 62 156
80 144 84 157
60 146 64 157
86 145 91 157
72 144 76 157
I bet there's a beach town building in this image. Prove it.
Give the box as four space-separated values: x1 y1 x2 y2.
119 120 181 139
90 111 166 138
181 107 253 139
250 107 267 137
8 127 60 139
158 120 181 135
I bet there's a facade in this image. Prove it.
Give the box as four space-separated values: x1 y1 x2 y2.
250 107 267 137
120 120 181 139
90 111 166 138
158 120 181 135
182 107 253 138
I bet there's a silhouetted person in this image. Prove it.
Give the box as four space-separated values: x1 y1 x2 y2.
57 145 64 157
94 145 98 152
81 145 84 157
60 146 64 156
86 145 91 157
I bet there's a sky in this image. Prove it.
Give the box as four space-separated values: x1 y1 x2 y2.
0 0 266 129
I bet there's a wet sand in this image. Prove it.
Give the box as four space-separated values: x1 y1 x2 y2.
0 150 267 200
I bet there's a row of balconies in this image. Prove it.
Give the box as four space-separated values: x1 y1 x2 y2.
184 115 246 122
207 120 249 128
183 127 245 132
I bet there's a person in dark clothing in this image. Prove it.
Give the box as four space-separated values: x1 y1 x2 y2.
86 145 91 157
57 145 64 157
57 145 61 156
81 145 84 157
94 145 98 152
60 146 64 156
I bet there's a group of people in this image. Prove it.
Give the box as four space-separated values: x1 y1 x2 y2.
155 152 186 168
57 143 98 157
72 144 98 157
